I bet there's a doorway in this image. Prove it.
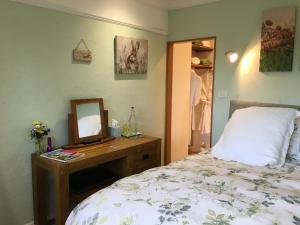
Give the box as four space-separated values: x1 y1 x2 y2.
165 37 216 165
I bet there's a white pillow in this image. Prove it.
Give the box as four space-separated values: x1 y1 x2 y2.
212 107 299 167
287 117 300 164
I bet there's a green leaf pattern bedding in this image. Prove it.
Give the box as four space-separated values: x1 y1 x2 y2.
66 152 300 225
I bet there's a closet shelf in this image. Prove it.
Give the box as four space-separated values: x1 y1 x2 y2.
191 64 213 69
192 44 214 52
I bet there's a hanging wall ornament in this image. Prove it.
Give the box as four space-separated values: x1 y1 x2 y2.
73 39 92 63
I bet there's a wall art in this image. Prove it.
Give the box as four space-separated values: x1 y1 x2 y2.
73 39 92 63
260 6 296 72
115 36 148 74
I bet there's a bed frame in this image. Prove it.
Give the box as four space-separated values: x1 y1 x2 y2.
229 100 300 118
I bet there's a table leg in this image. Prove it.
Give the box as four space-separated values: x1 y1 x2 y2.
32 159 48 225
54 167 69 225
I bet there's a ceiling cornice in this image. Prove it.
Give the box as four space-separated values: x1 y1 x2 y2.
11 0 222 35
167 0 221 10
12 0 168 34
139 0 222 10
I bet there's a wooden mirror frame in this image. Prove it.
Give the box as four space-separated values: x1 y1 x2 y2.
71 98 107 144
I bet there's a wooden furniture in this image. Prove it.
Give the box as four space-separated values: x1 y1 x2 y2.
166 37 216 164
67 98 115 150
70 98 107 144
32 136 161 225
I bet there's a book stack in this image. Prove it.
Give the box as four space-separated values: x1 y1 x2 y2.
40 149 84 162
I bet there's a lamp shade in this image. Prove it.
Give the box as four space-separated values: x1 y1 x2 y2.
225 51 239 63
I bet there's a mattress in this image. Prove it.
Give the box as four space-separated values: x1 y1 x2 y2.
66 152 300 225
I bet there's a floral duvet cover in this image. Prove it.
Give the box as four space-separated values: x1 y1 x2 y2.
66 152 300 225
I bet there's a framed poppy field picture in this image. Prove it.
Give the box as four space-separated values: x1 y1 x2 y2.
260 6 296 72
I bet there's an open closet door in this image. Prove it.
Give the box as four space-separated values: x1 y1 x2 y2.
168 42 192 162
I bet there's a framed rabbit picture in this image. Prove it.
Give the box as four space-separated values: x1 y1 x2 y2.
114 36 148 74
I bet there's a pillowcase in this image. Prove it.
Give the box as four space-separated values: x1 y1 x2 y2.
286 117 300 164
212 107 299 167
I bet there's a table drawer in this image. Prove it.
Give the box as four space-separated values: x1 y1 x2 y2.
133 141 160 173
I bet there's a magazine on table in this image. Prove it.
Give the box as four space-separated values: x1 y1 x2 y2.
40 149 84 162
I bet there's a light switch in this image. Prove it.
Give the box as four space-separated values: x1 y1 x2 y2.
217 90 228 99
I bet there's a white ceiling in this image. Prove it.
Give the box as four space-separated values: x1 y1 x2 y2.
139 0 221 10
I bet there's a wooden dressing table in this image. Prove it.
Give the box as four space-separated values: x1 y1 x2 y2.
32 135 161 225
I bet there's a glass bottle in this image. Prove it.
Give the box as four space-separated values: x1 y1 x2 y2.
47 137 53 152
128 106 137 134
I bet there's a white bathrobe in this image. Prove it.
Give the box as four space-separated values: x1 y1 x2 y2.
190 70 202 130
190 70 212 149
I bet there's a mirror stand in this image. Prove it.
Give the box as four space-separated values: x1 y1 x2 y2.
63 99 115 149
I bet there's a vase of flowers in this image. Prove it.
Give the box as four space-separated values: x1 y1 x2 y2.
30 120 50 154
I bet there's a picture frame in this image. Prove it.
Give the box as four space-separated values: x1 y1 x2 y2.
259 6 296 72
115 36 148 74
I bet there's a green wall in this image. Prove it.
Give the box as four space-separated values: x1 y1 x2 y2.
169 0 300 144
0 1 166 224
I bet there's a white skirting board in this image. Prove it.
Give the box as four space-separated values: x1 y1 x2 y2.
24 221 34 225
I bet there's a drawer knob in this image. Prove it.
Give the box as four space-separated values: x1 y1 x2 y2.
142 154 150 160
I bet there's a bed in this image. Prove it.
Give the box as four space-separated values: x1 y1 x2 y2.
66 101 300 225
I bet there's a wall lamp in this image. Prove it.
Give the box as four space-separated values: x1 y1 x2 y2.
225 51 239 63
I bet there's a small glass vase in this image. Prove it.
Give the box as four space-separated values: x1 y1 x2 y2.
35 138 45 155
